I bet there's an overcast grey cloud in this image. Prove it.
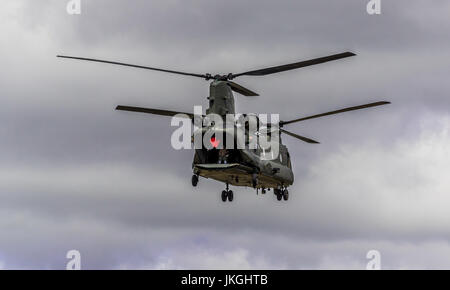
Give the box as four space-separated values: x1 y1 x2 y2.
0 0 449 269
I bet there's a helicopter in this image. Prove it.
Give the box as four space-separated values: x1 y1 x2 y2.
57 52 389 202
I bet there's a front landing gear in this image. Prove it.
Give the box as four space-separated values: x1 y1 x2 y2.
283 189 289 201
221 184 234 202
274 188 289 201
221 190 227 202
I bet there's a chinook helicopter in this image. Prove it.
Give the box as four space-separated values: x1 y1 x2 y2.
58 52 389 202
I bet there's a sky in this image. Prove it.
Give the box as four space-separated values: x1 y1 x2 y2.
0 0 449 269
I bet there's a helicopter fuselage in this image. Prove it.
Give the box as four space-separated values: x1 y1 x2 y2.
192 80 294 190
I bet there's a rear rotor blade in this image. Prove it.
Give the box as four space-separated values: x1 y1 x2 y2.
227 81 259 96
280 101 390 126
280 128 320 144
57 55 209 79
116 105 195 119
231 52 356 78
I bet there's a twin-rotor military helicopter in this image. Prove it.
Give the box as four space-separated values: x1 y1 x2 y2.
58 52 389 202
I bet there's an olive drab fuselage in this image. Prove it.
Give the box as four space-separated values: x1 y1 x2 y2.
193 80 294 190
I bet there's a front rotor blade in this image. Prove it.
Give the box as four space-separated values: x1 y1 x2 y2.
280 101 390 126
57 55 208 79
116 105 194 119
231 52 356 78
280 129 320 144
227 81 259 96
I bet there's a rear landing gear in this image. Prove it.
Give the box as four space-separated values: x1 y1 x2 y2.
274 188 289 201
221 184 234 202
283 189 289 201
276 192 282 201
191 174 199 187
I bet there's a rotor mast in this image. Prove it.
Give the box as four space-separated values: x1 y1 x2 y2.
206 80 236 116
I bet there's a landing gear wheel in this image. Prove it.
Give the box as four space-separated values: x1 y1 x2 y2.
276 193 282 201
274 189 280 201
221 190 228 202
191 175 199 187
283 189 289 201
227 190 234 202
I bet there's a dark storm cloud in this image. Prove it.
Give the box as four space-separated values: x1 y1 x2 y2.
0 0 449 269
